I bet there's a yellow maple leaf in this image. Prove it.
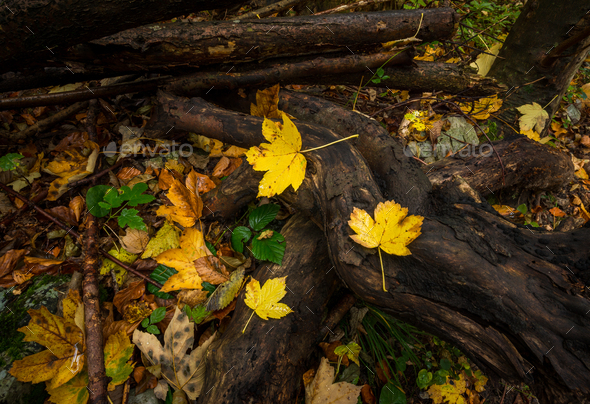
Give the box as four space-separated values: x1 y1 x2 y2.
516 102 549 133
246 115 307 198
520 128 541 142
156 176 203 227
62 290 82 323
348 200 423 292
242 276 293 333
250 84 284 119
46 370 88 404
427 374 467 404
458 95 503 120
9 306 85 389
155 228 214 292
104 331 135 391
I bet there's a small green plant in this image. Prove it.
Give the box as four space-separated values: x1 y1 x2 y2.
184 303 211 325
141 306 166 335
231 203 286 265
562 84 587 103
0 153 23 171
85 183 155 231
371 67 390 85
334 341 361 379
517 203 540 227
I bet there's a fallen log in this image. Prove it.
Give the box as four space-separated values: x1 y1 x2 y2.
199 214 338 404
156 91 590 403
53 9 458 74
0 0 243 75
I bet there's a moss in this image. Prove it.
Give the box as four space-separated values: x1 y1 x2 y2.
0 274 71 367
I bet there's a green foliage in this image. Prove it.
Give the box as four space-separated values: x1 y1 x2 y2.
380 383 406 404
147 265 177 299
459 0 521 48
202 282 216 296
86 183 154 230
184 304 210 325
371 67 390 85
229 203 286 264
0 153 24 171
141 306 167 335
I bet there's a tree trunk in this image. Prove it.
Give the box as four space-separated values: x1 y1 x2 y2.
0 0 243 74
199 214 338 403
42 9 457 74
156 91 590 404
488 0 590 134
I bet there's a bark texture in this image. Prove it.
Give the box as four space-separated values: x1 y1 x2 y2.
199 214 338 404
156 91 590 404
0 0 242 74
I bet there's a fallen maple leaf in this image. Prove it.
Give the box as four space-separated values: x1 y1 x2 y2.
186 169 216 194
304 357 362 404
155 228 213 292
250 84 284 119
549 207 566 217
517 102 549 133
246 115 307 197
428 373 468 404
46 370 88 404
458 95 502 120
520 128 541 142
156 176 203 227
349 200 423 292
121 228 150 254
10 306 85 389
133 307 215 400
104 330 135 391
242 276 292 333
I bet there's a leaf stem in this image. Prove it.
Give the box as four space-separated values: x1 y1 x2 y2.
242 310 256 333
300 135 359 154
378 247 387 292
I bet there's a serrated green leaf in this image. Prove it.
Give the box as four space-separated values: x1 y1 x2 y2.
86 185 114 217
231 226 252 253
249 203 280 231
147 265 178 299
120 183 155 206
190 304 210 324
146 325 160 334
206 268 244 312
251 231 285 265
118 208 146 230
104 188 124 209
0 153 23 171
380 382 406 404
150 307 166 324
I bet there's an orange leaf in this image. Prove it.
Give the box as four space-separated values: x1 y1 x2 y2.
69 196 85 222
117 167 142 180
157 168 176 191
549 207 566 217
0 249 27 278
186 169 216 194
113 280 146 313
156 177 203 227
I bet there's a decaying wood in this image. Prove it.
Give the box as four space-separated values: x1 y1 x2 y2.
0 0 242 74
239 0 310 19
51 9 457 74
199 214 338 404
156 91 590 404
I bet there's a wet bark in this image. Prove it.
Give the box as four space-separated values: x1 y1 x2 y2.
199 214 338 404
157 91 590 404
0 0 243 74
48 9 458 74
488 0 590 135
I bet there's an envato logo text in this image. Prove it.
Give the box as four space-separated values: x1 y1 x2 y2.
103 141 194 158
403 142 493 159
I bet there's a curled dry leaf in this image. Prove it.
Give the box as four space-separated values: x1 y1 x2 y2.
69 196 85 222
186 169 216 194
177 289 208 308
117 167 142 180
157 168 176 191
22 256 64 276
305 357 362 404
212 157 230 178
12 269 34 284
121 228 150 254
47 206 78 226
0 249 26 278
113 280 146 313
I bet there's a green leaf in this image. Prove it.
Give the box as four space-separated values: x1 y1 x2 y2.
0 153 23 171
206 268 245 311
190 304 210 324
86 185 114 218
150 307 166 324
416 369 432 389
202 282 216 297
251 231 286 265
248 203 280 231
118 208 147 231
231 226 252 254
372 78 382 84
146 324 160 334
104 188 124 209
379 382 406 404
141 318 149 328
147 265 178 299
338 363 360 384
433 369 448 385
120 183 155 206
376 67 385 77
440 358 451 371
206 241 217 256
98 202 112 210
517 203 527 215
